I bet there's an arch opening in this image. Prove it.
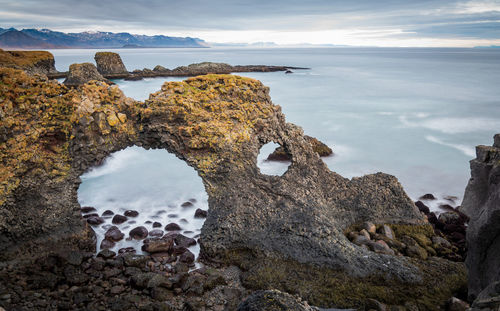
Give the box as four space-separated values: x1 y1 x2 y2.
78 146 208 264
256 142 292 176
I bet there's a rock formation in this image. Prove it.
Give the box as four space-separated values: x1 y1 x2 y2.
238 290 318 311
0 68 466 309
461 134 500 301
267 135 333 161
94 51 129 78
63 62 111 86
0 49 57 75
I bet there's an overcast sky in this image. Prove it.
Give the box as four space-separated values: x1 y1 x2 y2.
1 0 500 47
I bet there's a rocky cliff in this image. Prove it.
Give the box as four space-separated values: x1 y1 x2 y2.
0 68 466 309
0 49 57 75
462 134 500 303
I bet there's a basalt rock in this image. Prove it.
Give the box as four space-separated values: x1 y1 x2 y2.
94 52 129 78
0 49 58 75
267 135 333 161
0 68 465 309
63 62 110 87
461 134 500 301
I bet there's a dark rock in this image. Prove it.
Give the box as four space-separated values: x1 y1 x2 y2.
181 201 194 208
149 229 164 237
174 234 197 248
129 226 148 240
142 237 174 253
365 298 387 311
439 204 456 212
378 225 394 240
118 247 136 254
267 135 333 161
97 249 116 259
419 193 436 200
82 212 99 218
237 289 316 311
105 226 124 242
447 297 469 311
179 249 195 264
81 206 96 213
194 208 208 218
86 216 105 225
63 63 110 86
415 201 431 214
152 222 162 228
102 210 114 216
285 70 293 74
165 223 181 231
112 214 127 224
100 239 115 249
122 254 149 268
124 210 139 217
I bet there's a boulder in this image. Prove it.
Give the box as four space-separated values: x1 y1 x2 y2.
63 63 110 87
94 52 129 78
462 134 500 300
129 226 148 240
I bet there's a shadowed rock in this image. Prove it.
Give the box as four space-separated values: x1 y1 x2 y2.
0 69 465 308
63 63 110 86
462 134 500 301
267 135 333 161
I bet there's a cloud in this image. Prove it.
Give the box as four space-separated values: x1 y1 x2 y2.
0 0 499 46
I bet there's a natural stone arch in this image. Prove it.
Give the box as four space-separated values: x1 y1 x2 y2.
0 68 465 308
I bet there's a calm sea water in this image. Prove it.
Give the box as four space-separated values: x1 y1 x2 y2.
51 47 500 253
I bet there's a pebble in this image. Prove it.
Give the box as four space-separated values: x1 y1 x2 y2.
124 210 139 217
87 216 105 225
105 226 124 242
129 226 148 240
102 210 114 216
112 214 127 224
194 208 208 218
419 193 436 200
149 229 164 237
81 206 96 213
152 222 162 228
181 201 194 208
165 223 181 231
100 239 115 249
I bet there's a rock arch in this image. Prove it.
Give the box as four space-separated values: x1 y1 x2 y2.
0 68 465 307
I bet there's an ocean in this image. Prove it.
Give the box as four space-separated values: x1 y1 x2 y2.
51 47 500 254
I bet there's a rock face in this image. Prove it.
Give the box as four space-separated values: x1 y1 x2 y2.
63 63 110 86
0 68 466 309
0 49 57 75
461 134 500 300
94 52 129 78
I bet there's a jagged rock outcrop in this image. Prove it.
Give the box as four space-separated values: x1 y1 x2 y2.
267 135 333 161
0 68 466 309
461 134 500 301
0 49 57 75
94 52 129 78
238 290 318 311
126 61 308 80
63 62 110 86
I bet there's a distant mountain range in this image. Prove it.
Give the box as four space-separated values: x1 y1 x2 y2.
0 27 208 49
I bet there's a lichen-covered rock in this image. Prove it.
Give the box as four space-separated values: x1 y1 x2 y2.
94 52 129 78
63 63 110 86
238 290 317 311
462 134 500 300
0 69 466 309
0 49 57 75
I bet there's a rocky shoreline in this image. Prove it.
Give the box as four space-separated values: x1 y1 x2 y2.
0 51 499 310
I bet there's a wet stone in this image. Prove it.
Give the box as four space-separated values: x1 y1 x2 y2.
149 229 164 237
105 226 124 242
97 249 116 259
102 210 114 216
179 250 195 264
100 239 115 249
81 206 96 213
194 208 208 218
118 247 136 254
181 201 194 208
112 214 127 224
129 226 148 240
83 213 99 218
175 234 197 248
167 214 178 218
87 216 105 225
152 222 162 228
124 210 139 217
165 223 181 231
419 193 436 200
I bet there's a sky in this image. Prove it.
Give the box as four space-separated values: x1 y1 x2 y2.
1 0 500 47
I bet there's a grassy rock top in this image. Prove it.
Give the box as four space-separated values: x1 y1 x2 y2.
0 50 56 74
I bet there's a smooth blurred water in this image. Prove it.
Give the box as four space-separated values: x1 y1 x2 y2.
57 47 500 226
